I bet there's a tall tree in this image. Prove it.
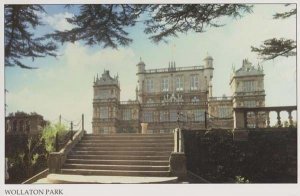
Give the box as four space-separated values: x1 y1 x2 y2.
5 5 57 69
5 4 253 68
144 4 252 43
49 5 146 48
251 4 296 60
50 4 252 47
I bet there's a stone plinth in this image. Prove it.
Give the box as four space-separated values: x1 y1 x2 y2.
169 152 187 181
141 123 148 134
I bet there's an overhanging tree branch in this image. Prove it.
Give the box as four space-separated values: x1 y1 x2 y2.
4 5 57 69
144 4 253 43
251 38 296 60
251 5 296 61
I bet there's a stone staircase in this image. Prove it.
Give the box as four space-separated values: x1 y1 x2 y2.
60 133 175 178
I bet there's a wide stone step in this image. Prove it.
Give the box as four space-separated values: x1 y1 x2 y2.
63 164 169 171
61 168 171 177
83 135 173 140
80 139 174 143
71 150 172 156
85 133 173 136
73 146 173 151
39 174 178 184
68 154 170 161
65 159 170 166
76 143 174 148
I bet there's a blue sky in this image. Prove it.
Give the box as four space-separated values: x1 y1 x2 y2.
4 4 297 131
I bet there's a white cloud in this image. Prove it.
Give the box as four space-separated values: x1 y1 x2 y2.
41 12 75 31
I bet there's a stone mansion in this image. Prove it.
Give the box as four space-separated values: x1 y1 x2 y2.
92 56 265 134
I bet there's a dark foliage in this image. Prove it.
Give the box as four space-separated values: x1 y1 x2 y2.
251 38 296 60
48 5 146 48
144 4 253 43
5 4 253 68
5 5 57 69
5 134 47 183
50 4 252 46
273 4 296 19
183 128 297 183
251 5 296 60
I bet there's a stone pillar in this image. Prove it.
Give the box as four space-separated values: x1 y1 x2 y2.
174 128 184 152
233 109 246 129
48 152 63 173
233 108 249 141
141 123 148 134
169 152 187 181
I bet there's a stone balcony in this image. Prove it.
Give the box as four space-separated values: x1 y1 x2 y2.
233 106 297 129
233 106 297 141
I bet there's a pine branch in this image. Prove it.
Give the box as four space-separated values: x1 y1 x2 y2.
144 4 253 43
4 5 57 69
48 5 143 48
273 4 296 19
251 38 296 60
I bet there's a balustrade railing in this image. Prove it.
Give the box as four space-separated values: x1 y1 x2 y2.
143 101 207 108
233 91 265 97
233 106 297 129
119 100 139 105
54 114 84 152
142 65 204 74
208 96 233 101
55 130 76 152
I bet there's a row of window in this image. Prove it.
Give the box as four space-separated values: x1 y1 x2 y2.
143 110 205 122
146 75 199 92
95 107 207 121
95 107 138 120
244 100 257 108
218 107 232 118
237 80 259 92
94 107 116 119
94 89 116 99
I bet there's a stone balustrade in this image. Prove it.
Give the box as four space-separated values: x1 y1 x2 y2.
233 106 297 129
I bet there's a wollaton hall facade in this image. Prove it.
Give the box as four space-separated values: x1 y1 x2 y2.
92 56 265 134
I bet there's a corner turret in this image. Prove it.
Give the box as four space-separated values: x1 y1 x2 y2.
204 55 213 68
137 57 146 74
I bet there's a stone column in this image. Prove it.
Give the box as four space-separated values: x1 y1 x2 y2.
233 108 249 141
169 152 187 181
141 123 148 134
233 109 246 129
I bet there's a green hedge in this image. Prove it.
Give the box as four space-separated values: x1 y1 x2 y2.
183 128 297 183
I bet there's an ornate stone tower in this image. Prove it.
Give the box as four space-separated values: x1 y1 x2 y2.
230 59 265 108
92 70 120 134
203 55 214 97
136 58 146 103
